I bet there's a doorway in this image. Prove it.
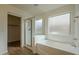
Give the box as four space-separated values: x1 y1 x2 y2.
24 19 32 49
8 14 21 51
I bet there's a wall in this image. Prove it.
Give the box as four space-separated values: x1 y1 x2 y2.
0 4 32 54
74 5 79 40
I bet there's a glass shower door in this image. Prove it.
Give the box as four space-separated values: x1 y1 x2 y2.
25 20 32 47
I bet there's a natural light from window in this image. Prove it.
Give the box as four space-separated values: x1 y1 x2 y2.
48 13 70 35
35 19 42 34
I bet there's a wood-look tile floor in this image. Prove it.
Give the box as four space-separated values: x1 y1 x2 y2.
8 41 33 55
8 47 33 55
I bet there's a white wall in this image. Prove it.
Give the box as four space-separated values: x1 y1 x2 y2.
0 4 32 54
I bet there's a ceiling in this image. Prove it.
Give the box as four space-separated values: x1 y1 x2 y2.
11 4 67 16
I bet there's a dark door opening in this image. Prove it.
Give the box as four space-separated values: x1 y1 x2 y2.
8 14 21 48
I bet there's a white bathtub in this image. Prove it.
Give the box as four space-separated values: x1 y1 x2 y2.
35 35 79 54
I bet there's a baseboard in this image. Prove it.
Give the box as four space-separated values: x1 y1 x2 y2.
2 52 8 55
0 50 8 55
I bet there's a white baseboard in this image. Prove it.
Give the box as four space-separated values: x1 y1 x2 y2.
0 50 8 55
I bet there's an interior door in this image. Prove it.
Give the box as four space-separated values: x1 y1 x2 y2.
25 20 32 47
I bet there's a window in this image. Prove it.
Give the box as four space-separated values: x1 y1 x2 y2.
35 19 42 34
48 13 70 35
